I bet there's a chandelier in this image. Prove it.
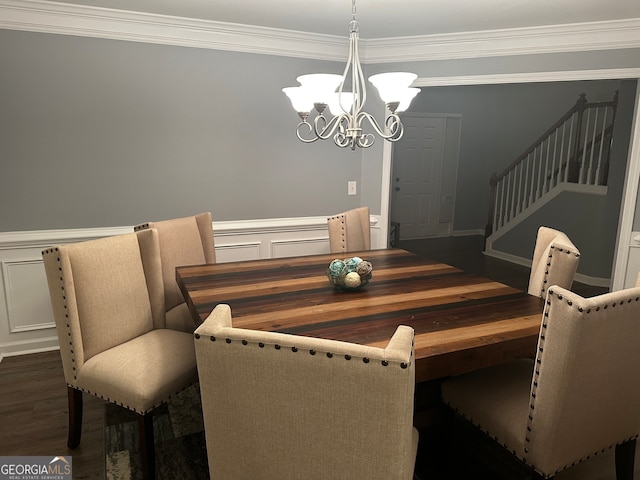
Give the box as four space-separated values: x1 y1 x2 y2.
282 0 420 150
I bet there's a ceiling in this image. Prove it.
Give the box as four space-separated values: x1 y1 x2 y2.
39 0 640 39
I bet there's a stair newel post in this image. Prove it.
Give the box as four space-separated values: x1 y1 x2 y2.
568 93 587 183
485 172 498 238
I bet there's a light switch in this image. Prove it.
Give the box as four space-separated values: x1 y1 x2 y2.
348 181 357 195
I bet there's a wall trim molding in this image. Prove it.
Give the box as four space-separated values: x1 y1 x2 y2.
0 337 59 360
0 215 385 357
0 216 381 249
1 0 639 62
364 19 640 63
484 247 610 288
414 68 640 87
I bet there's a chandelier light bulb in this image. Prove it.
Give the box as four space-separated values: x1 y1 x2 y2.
368 72 418 104
282 87 313 117
328 92 355 116
296 74 343 105
396 87 421 113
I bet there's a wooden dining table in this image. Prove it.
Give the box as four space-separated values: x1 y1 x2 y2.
176 248 544 383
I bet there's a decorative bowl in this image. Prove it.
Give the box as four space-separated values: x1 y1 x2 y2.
326 257 373 291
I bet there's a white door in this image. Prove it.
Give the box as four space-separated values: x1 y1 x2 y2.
391 115 447 239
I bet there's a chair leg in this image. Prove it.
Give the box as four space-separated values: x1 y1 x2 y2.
615 438 636 480
66 386 83 449
137 413 155 480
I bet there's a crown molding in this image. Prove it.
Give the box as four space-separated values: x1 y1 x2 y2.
1 0 640 63
0 0 348 61
413 68 640 87
361 18 640 63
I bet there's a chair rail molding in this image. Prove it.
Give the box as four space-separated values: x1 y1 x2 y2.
1 0 639 62
0 215 381 359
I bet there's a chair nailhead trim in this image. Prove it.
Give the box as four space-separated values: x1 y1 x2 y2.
45 248 78 381
203 334 414 370
523 290 640 471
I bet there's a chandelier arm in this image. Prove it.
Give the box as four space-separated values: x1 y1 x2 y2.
295 120 320 143
356 133 375 149
358 112 405 141
385 113 404 140
333 117 352 148
315 113 346 140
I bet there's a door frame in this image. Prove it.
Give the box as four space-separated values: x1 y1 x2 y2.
379 69 640 290
389 113 460 240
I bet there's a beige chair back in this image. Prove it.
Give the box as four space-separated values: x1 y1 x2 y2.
442 285 640 477
528 226 580 297
135 212 215 330
526 285 640 473
42 229 165 387
194 304 418 480
327 206 371 254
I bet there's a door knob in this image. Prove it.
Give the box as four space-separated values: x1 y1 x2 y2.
394 186 400 192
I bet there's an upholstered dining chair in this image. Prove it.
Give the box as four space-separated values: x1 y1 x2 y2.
194 303 419 480
527 226 580 298
42 229 198 480
441 285 640 480
327 206 371 254
135 212 215 332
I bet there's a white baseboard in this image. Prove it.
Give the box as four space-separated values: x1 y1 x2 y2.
0 337 60 363
484 248 610 288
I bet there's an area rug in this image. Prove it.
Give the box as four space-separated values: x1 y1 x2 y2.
104 383 210 480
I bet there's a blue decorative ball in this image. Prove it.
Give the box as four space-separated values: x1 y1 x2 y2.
326 257 373 291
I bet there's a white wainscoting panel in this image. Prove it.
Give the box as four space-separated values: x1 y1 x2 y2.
214 243 262 263
2 258 54 332
0 215 381 359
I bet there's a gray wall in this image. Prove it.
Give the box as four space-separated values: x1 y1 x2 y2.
2 24 640 236
0 29 369 231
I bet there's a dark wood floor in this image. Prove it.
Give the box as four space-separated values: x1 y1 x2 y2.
0 349 104 480
0 235 609 480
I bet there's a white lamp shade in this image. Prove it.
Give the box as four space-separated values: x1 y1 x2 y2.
368 72 418 104
328 92 355 116
396 88 421 113
282 87 314 113
296 74 343 104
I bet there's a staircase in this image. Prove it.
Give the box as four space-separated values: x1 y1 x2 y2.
485 92 618 242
